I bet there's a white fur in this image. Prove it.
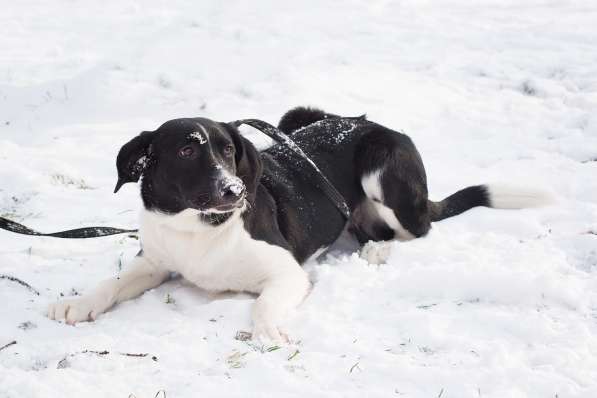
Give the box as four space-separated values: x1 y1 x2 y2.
361 169 415 241
48 208 311 343
487 184 554 209
361 170 384 202
47 257 169 325
372 201 415 241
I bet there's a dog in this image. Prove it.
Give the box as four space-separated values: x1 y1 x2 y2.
48 107 549 342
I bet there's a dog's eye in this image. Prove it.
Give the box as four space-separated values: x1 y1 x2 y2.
178 145 195 159
223 144 235 157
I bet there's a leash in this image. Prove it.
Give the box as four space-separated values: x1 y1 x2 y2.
234 119 351 220
0 216 137 239
0 118 351 239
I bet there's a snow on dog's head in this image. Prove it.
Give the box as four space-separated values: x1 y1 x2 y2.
114 117 262 221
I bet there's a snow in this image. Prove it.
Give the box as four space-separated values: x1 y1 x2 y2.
188 131 207 144
227 183 244 197
1 1 597 397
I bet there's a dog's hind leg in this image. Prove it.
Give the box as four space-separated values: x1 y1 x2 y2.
355 128 431 236
353 128 552 265
353 128 432 263
48 254 169 325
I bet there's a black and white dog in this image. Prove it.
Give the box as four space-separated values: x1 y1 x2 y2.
48 107 548 341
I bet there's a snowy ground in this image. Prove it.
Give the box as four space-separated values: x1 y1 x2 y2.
1 1 597 397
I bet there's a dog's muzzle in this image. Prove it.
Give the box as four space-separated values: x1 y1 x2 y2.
218 177 245 200
211 177 246 212
219 179 245 199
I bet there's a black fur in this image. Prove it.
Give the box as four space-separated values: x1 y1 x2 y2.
428 185 490 221
114 130 155 193
355 126 431 238
115 118 249 220
115 107 494 264
277 106 340 134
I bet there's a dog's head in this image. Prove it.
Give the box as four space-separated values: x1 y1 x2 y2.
114 118 262 218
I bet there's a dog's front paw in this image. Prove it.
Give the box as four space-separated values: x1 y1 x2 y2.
47 296 107 325
360 240 394 264
252 319 289 344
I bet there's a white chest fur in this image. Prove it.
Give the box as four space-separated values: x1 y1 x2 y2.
139 209 299 293
49 207 311 342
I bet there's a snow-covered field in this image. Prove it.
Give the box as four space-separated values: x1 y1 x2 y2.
1 1 597 397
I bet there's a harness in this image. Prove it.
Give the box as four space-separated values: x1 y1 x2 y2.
0 119 350 239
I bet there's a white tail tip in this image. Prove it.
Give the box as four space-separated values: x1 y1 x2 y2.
486 184 555 209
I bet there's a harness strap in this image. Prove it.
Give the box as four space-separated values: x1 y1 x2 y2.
234 118 351 220
0 216 137 238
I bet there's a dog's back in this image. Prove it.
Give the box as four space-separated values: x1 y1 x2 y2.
265 107 550 264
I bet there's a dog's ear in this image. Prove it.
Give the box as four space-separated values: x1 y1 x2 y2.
114 131 156 193
220 123 263 200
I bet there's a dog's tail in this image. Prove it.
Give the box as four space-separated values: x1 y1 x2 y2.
278 106 341 134
429 184 553 222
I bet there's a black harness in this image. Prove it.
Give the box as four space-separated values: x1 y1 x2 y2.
0 119 350 239
233 119 351 219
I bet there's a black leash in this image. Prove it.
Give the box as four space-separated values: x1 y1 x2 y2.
0 216 137 239
234 119 351 220
0 118 350 239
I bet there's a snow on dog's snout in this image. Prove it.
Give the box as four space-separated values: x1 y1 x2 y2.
227 180 244 196
217 168 245 198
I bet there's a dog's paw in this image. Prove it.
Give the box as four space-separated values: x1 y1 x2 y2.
47 296 106 325
252 320 289 345
360 240 394 264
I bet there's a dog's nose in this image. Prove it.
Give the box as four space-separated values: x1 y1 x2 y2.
218 179 245 200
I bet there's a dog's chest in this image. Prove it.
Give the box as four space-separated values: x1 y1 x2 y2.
138 210 278 293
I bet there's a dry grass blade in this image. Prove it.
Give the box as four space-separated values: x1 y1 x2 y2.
57 349 159 368
287 350 300 361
